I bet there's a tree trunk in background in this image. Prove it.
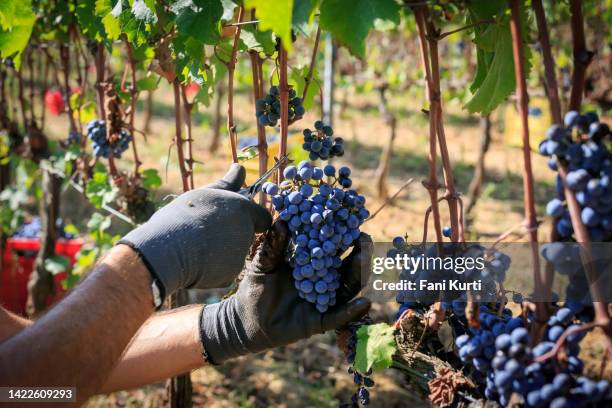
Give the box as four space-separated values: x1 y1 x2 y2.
27 168 61 316
167 289 193 407
0 162 9 278
143 90 153 134
323 33 336 127
375 85 397 200
465 115 492 222
209 83 225 153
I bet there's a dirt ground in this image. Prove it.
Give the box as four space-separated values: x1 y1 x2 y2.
40 81 610 407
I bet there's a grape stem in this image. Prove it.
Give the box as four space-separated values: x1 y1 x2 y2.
93 46 119 179
226 6 243 164
411 4 444 251
302 25 321 101
535 321 600 363
125 40 142 178
249 46 268 205
60 43 79 141
278 43 289 182
434 19 494 40
172 80 190 193
423 11 462 244
568 0 593 111
366 178 414 222
508 0 547 329
532 0 562 125
532 0 562 304
180 85 195 190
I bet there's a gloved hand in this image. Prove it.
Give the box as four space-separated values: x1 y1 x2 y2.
118 164 272 301
199 221 373 364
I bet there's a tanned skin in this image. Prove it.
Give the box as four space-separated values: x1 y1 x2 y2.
0 245 155 405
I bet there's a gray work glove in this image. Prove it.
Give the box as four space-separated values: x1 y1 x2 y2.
118 164 272 301
199 221 373 364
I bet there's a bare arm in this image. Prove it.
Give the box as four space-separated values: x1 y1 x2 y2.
0 301 207 395
0 307 32 343
0 244 154 404
100 304 205 393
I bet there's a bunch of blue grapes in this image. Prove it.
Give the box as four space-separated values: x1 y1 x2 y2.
261 161 369 312
455 304 609 407
255 86 304 127
87 120 132 159
540 242 604 308
392 237 510 317
13 217 74 239
339 320 374 407
13 217 42 238
302 120 344 161
67 130 80 145
539 111 612 241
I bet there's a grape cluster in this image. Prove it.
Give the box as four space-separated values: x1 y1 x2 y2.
255 86 304 127
455 304 610 407
13 217 74 240
392 238 510 314
87 120 132 159
13 217 42 239
339 320 375 407
67 130 80 145
539 111 612 241
540 242 604 306
302 121 344 161
262 161 369 312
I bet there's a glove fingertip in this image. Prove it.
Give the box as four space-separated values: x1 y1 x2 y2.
209 164 246 191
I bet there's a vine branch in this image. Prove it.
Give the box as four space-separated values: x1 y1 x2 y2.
125 40 142 177
249 48 268 204
411 4 444 250
173 80 190 193
278 43 289 182
180 85 195 190
302 25 321 101
226 6 244 164
568 0 593 111
508 0 546 327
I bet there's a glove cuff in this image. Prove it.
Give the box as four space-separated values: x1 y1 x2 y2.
199 299 249 364
116 240 167 307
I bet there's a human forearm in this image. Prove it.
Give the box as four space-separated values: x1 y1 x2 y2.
101 304 205 393
0 307 31 343
0 245 154 404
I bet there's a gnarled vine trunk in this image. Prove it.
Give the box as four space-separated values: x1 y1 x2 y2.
465 115 491 221
27 168 61 317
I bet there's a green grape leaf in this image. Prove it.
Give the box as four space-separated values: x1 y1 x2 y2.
244 0 293 51
354 323 397 373
237 146 258 161
85 167 117 208
96 0 121 40
290 65 318 110
0 0 36 68
292 0 318 36
172 0 224 45
44 255 71 275
87 212 112 233
137 73 159 91
464 1 531 114
240 26 275 54
141 168 162 189
320 0 400 58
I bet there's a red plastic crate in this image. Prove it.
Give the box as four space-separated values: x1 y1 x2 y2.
1 238 83 316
